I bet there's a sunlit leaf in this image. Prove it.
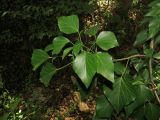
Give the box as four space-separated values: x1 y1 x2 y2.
96 31 118 51
58 15 79 34
52 36 70 54
96 52 114 83
73 51 96 88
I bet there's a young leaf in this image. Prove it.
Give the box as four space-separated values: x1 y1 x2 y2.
108 78 136 112
96 52 114 83
62 47 72 59
145 103 160 120
73 41 82 56
84 25 99 36
44 43 54 52
73 52 96 88
31 49 49 71
95 95 113 118
96 31 118 51
134 30 148 46
40 62 57 87
52 36 70 55
58 15 79 34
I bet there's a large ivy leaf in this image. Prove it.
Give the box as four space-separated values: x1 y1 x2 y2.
134 30 148 46
125 85 153 116
108 78 136 112
52 36 70 54
145 103 160 120
114 62 126 75
95 95 113 118
96 53 114 83
40 62 57 87
58 15 79 34
31 49 49 71
96 31 118 51
73 52 96 88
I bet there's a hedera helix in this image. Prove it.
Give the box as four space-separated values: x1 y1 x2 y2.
32 1 160 118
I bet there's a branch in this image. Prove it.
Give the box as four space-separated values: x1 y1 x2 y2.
148 40 160 104
113 54 146 62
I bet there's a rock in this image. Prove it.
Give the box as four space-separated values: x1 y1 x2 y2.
78 102 90 113
65 117 75 120
73 91 81 103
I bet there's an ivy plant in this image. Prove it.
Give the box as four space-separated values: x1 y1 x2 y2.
31 15 118 88
31 8 160 119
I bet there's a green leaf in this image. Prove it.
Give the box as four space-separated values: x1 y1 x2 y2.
148 18 160 38
73 41 83 56
62 47 72 59
31 49 49 71
145 103 160 120
84 25 99 36
96 52 114 83
155 34 160 45
153 52 160 60
114 62 126 75
96 95 113 118
44 43 54 52
144 49 154 58
108 78 136 112
134 30 148 46
73 51 96 88
52 36 70 54
0 113 9 120
131 106 145 120
96 31 118 51
125 85 153 116
40 62 57 87
58 15 79 34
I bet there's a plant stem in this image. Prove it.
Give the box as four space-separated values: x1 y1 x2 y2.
148 40 160 104
57 62 72 71
113 54 146 62
78 32 82 42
